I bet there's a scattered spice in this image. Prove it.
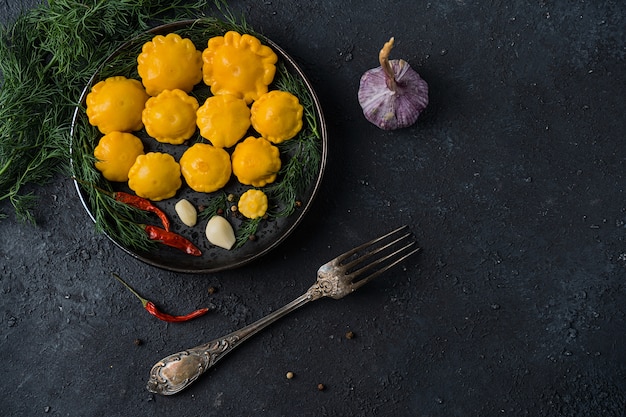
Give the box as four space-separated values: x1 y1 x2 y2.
286 371 294 379
317 383 326 391
207 286 217 295
112 273 209 323
133 338 143 346
345 330 355 339
144 225 201 256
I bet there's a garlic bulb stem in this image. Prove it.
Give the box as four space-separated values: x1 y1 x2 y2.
378 37 397 91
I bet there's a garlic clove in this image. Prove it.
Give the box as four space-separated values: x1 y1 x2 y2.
358 37 429 130
205 215 236 250
175 198 197 227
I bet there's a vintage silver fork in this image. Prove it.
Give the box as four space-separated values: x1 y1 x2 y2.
146 225 419 395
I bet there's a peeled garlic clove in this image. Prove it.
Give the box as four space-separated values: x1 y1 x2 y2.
205 215 236 250
358 37 429 130
175 198 197 227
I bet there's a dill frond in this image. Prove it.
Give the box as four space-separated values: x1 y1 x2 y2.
0 0 212 223
198 191 229 221
235 217 262 248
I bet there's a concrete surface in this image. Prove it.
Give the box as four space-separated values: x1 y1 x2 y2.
1 0 625 416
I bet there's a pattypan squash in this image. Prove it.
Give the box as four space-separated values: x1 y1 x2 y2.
179 143 232 193
86 76 149 134
196 94 251 148
128 152 182 201
142 89 199 145
251 90 304 144
202 31 278 104
93 132 144 182
137 33 203 96
231 136 281 187
238 189 269 219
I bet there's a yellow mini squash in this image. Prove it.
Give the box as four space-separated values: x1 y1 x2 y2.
137 33 203 96
250 90 304 144
142 89 199 145
238 189 269 219
196 95 251 148
231 136 281 187
128 152 182 201
93 132 144 182
86 76 149 134
179 143 232 193
202 31 278 104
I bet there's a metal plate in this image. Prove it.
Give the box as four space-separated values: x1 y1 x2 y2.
70 19 327 273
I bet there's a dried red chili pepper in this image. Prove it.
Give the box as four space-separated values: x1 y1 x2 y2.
112 273 209 323
113 191 170 231
144 224 202 256
75 179 170 231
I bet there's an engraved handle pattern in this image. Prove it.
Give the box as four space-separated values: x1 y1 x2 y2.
147 288 322 395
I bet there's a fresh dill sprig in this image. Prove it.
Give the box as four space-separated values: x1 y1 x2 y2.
235 217 262 248
198 191 229 221
0 0 212 223
266 62 323 217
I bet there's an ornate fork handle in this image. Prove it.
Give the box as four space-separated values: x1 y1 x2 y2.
147 282 328 396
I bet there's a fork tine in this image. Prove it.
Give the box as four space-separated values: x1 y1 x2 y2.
341 230 411 272
335 225 410 265
349 240 420 291
337 225 419 289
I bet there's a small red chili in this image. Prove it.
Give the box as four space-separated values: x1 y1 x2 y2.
112 273 210 323
144 225 202 256
76 179 171 231
113 191 170 231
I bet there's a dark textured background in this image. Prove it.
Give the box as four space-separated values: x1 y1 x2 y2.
1 1 625 416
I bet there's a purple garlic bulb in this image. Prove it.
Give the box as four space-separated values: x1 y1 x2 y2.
358 37 429 130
